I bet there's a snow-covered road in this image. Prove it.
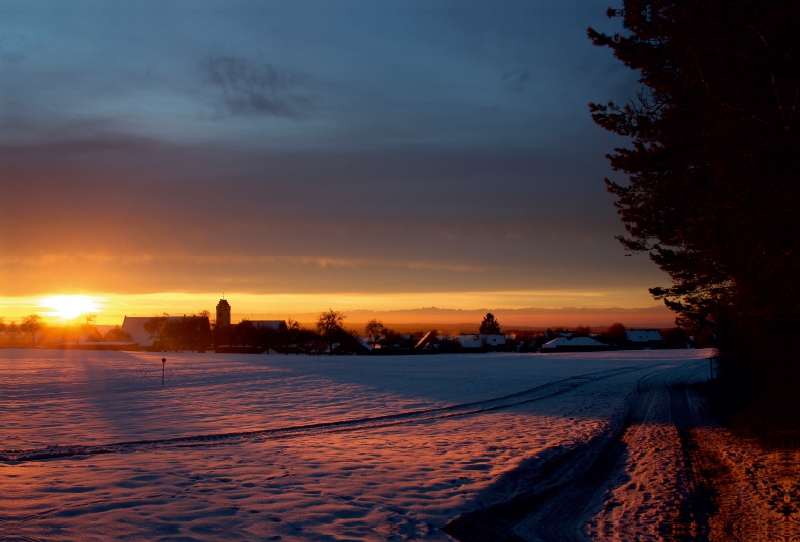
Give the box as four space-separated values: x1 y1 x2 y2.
1 348 729 540
444 357 712 542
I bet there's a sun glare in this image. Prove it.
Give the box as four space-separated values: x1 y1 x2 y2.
41 295 101 320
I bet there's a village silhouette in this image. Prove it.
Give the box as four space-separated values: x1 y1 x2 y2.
1 297 700 356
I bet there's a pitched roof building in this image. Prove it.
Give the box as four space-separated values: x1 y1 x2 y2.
247 320 285 330
121 316 182 347
625 329 662 349
458 333 507 349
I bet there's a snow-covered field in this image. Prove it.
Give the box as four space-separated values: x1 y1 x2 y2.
1 348 732 540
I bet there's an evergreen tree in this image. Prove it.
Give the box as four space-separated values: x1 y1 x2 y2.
589 2 800 428
479 313 501 335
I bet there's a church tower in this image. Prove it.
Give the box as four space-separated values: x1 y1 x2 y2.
216 298 231 327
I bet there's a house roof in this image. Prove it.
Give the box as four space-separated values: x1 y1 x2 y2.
247 320 285 330
481 333 506 345
457 333 506 348
458 334 483 348
415 331 436 349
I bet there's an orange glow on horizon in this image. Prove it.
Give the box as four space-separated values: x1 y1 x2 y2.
0 289 673 328
39 295 102 321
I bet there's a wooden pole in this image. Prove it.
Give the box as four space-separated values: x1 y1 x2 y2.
162 358 166 386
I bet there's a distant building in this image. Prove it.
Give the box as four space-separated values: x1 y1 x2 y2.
414 331 437 349
541 336 610 353
121 315 211 351
482 334 506 347
458 334 482 349
55 326 107 346
121 316 182 348
625 329 662 349
458 333 507 350
216 299 231 327
247 320 285 330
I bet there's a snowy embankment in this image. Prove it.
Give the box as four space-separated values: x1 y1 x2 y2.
2 348 768 541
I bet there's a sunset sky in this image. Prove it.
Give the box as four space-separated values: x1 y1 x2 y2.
1 1 674 326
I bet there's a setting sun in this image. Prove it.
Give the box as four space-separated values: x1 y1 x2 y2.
40 295 101 320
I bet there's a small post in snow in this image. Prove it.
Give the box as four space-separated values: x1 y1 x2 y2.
162 358 166 386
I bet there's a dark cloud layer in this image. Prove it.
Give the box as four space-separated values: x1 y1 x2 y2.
1 131 662 296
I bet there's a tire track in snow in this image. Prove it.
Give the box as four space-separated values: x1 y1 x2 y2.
1 365 648 464
444 360 709 542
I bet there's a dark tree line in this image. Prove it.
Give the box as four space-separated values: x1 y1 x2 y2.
145 314 211 352
589 2 800 431
0 315 42 346
363 319 457 351
212 311 363 355
0 314 132 347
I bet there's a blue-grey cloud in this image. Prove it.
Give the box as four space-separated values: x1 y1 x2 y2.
502 70 531 92
0 35 31 63
204 56 312 118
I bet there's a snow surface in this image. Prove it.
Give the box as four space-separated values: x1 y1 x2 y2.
1 348 712 540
